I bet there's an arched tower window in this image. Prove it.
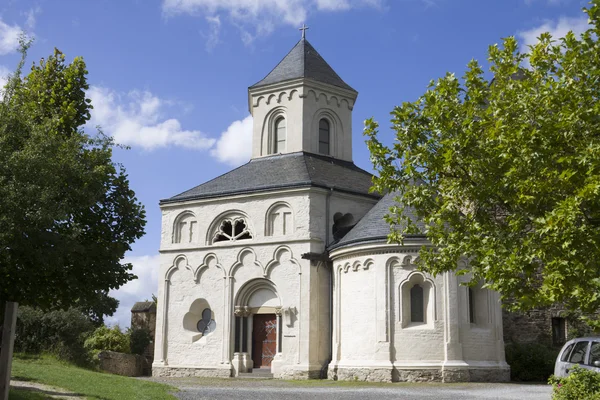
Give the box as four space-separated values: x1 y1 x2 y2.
400 272 435 328
274 117 286 153
318 118 330 155
410 284 424 323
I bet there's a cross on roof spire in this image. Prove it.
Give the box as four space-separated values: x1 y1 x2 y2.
299 24 309 39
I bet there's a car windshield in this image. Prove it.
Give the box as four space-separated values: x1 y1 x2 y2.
561 343 575 362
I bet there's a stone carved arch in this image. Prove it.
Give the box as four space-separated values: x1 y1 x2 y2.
277 91 287 103
266 94 276 105
311 108 343 157
341 98 352 110
342 261 351 273
234 278 281 315
398 271 436 328
260 106 287 156
328 95 340 107
195 253 225 283
265 201 294 237
230 247 264 277
401 254 421 268
264 245 301 278
206 210 254 245
166 254 194 281
172 210 198 244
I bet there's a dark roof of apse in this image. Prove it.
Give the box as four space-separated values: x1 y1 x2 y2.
329 191 426 250
250 38 356 92
161 152 379 204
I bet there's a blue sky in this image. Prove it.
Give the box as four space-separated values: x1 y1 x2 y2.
0 0 592 327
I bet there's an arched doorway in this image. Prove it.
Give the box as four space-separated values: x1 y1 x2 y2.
234 279 282 371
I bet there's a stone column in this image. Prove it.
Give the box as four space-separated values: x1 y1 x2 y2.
153 278 169 367
442 272 468 382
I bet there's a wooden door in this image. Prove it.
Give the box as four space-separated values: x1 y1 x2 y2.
252 314 277 368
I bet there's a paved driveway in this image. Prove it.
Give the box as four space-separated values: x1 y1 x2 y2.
148 378 552 400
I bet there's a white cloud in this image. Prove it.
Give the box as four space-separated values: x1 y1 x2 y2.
88 86 216 150
0 18 22 55
210 115 253 166
0 65 10 91
162 0 382 46
204 15 221 51
24 7 42 31
105 255 160 328
518 16 590 50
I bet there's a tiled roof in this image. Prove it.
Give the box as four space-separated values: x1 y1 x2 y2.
131 301 156 313
161 152 379 204
329 191 426 250
250 38 356 92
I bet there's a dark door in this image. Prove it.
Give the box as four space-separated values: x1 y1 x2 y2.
252 314 277 368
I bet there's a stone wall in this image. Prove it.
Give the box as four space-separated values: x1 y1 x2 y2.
98 351 148 377
152 366 231 378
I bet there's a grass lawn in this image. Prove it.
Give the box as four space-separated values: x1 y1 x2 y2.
9 389 49 400
11 354 177 400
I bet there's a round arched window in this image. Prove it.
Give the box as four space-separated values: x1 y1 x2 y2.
274 117 286 153
319 119 330 155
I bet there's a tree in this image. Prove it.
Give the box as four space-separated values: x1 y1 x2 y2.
0 42 146 312
365 2 600 318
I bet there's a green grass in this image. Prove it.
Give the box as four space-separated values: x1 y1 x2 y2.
9 389 50 400
11 354 177 400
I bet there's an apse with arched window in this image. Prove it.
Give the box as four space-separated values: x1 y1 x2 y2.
274 117 286 153
318 118 330 155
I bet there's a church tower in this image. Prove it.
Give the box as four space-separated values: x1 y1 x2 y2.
248 34 358 162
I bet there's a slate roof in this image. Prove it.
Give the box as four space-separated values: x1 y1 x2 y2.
161 152 379 204
329 191 426 250
131 301 156 313
250 38 356 93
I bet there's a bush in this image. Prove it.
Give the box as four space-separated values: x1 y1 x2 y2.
505 342 559 381
84 325 130 357
129 328 152 355
551 365 600 400
15 306 95 365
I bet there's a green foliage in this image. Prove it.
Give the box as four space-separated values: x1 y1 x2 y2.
14 306 95 365
84 325 130 356
0 43 146 311
129 327 152 355
551 365 600 400
11 354 177 400
364 1 600 318
505 342 559 381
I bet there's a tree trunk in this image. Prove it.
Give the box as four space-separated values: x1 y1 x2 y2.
0 302 18 400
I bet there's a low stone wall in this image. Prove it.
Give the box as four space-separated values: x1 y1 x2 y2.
329 367 393 382
152 366 231 378
468 367 511 382
98 351 148 377
328 365 510 383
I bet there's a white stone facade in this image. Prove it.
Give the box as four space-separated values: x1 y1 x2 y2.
328 244 509 382
153 37 510 382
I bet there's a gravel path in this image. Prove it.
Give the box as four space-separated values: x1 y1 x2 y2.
146 377 552 400
10 380 87 399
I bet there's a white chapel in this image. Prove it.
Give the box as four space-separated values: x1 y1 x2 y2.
152 34 510 382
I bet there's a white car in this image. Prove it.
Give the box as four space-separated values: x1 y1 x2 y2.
554 337 600 377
